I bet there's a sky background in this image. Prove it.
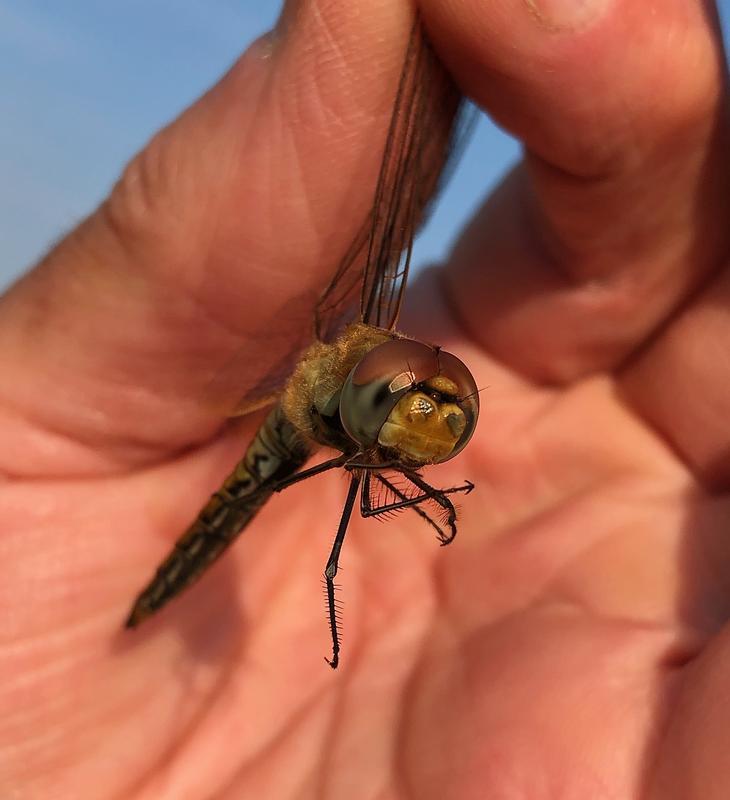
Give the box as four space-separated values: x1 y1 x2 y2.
0 1 728 292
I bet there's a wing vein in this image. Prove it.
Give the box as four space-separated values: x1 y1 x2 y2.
315 15 469 340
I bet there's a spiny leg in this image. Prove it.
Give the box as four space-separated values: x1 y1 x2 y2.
361 471 450 542
365 470 473 545
404 470 473 545
269 453 349 493
323 473 362 669
360 471 472 516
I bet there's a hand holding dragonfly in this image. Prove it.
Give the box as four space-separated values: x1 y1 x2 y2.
1 1 729 797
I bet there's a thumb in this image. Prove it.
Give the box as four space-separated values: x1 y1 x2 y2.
0 0 415 476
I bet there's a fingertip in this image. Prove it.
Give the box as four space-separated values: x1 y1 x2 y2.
435 0 730 383
422 0 725 175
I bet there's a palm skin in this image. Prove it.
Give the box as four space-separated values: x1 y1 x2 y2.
2 1 730 798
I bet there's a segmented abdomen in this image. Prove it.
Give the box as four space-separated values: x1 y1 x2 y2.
126 403 311 627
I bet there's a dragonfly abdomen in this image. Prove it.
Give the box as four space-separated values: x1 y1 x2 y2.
125 404 311 627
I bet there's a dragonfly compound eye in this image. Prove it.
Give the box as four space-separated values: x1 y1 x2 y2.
340 338 479 464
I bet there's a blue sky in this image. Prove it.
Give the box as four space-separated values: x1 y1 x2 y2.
0 1 727 290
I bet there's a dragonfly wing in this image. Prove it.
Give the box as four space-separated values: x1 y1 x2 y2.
200 315 316 418
314 213 373 343
315 15 469 339
205 15 470 417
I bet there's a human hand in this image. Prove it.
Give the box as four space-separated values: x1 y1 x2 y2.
1 1 729 798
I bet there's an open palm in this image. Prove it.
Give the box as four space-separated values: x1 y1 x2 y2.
2 1 729 798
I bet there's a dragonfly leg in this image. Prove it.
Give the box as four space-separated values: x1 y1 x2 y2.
269 454 349 493
361 471 473 545
345 457 398 470
323 473 362 669
404 471 473 545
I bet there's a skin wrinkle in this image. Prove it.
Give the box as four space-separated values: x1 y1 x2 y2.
104 232 250 364
305 12 393 133
527 166 698 285
204 633 354 798
5 636 151 782
474 372 682 535
275 6 388 246
310 0 349 84
206 716 305 799
0 382 230 479
533 95 640 180
515 172 598 294
114 664 241 800
0 602 118 654
0 406 121 479
439 618 659 800
615 265 730 476
522 596 704 657
281 77 388 256
439 477 611 616
512 166 573 281
537 517 673 624
190 680 335 800
523 165 653 275
278 101 322 263
0 412 157 480
215 52 279 251
244 58 374 326
584 615 678 800
315 686 347 800
391 603 440 800
446 467 690 638
103 143 195 278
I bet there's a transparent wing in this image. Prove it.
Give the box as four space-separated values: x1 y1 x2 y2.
205 15 471 417
315 15 470 340
201 324 312 417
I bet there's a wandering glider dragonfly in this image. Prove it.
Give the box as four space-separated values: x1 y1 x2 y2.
126 15 479 669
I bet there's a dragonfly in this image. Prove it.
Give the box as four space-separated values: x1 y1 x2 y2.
125 15 479 669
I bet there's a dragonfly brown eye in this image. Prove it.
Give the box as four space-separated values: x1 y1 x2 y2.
340 338 479 464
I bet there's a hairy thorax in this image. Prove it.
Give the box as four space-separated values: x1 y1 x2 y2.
281 323 393 451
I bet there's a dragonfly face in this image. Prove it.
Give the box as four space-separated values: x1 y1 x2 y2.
126 15 478 669
339 338 479 466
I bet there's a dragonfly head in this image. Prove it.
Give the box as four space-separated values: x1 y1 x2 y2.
339 338 479 465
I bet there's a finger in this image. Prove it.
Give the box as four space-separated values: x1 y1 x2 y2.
0 0 417 475
619 263 730 487
422 0 730 382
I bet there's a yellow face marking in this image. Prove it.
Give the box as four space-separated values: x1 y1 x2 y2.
377 391 467 463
